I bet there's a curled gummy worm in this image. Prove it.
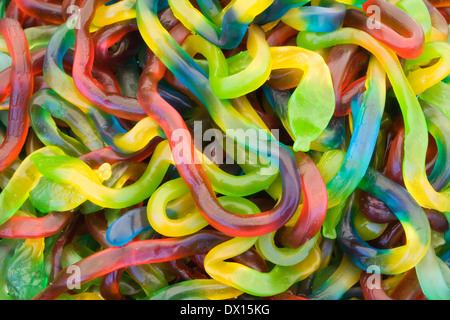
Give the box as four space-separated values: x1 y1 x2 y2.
183 28 335 152
184 30 335 152
43 22 166 154
338 167 431 275
73 0 147 121
29 141 172 209
344 0 426 59
43 23 131 145
269 46 335 152
182 24 273 100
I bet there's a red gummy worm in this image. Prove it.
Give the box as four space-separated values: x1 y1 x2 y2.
164 259 209 281
269 292 309 300
33 230 231 300
390 269 427 300
326 44 369 117
0 211 73 239
0 17 33 173
385 127 406 186
15 0 64 25
359 190 396 224
91 64 122 93
360 271 393 300
93 19 140 68
344 0 425 59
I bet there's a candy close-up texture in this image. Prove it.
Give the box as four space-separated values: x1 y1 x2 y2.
0 0 448 301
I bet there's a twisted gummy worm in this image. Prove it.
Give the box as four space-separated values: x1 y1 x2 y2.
0 0 447 302
297 28 450 212
0 18 33 173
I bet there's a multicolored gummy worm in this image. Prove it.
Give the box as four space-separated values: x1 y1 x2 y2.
0 0 448 301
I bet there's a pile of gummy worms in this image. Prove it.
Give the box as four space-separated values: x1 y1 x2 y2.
0 0 448 301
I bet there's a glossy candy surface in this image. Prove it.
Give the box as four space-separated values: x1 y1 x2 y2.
0 0 448 301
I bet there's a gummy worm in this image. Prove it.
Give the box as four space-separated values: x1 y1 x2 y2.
344 0 425 59
203 235 321 296
147 279 242 300
15 0 64 24
73 0 147 121
297 27 450 212
338 167 431 275
0 211 73 239
136 1 303 237
168 0 273 49
0 17 33 173
325 56 386 208
29 89 105 157
281 0 346 33
33 230 232 300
